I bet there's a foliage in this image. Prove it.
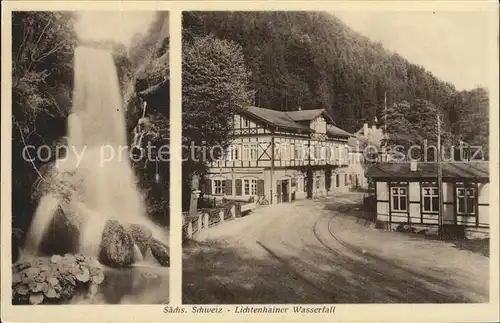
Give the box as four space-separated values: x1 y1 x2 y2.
130 112 170 226
115 12 170 226
382 99 454 161
451 88 489 159
182 11 488 149
12 254 104 305
182 34 253 210
12 12 78 262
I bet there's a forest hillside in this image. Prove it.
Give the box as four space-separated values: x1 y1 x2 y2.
182 11 488 144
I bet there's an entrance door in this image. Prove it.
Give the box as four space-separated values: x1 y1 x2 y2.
282 180 289 203
276 180 282 203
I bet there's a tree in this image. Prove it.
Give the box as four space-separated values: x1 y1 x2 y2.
382 99 454 161
12 12 77 260
182 34 253 210
453 88 489 159
180 11 489 140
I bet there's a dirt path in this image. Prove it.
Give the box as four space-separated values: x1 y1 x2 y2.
183 193 489 304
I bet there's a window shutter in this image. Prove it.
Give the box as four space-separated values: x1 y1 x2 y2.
235 179 242 196
257 179 265 196
225 179 232 195
204 179 212 195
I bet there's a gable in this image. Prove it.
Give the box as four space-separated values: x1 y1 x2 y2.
233 113 261 129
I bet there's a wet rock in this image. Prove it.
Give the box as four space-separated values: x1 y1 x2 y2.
33 162 82 204
38 205 80 256
149 238 169 267
128 224 152 257
98 221 135 268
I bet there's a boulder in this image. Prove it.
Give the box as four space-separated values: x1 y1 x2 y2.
128 224 152 257
38 205 80 256
149 238 169 267
98 221 135 268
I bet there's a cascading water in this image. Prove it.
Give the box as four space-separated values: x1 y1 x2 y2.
25 46 167 261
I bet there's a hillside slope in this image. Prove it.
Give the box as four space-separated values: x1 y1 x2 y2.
182 11 487 136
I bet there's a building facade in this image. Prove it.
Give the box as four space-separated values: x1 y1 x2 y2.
203 106 353 204
367 162 490 238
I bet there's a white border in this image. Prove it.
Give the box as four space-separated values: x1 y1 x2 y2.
2 1 499 322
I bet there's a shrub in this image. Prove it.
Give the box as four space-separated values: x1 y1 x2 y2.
12 254 104 305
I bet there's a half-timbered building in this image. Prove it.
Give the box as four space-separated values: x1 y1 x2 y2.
203 106 353 204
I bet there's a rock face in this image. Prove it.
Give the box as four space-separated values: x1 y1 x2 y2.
98 221 135 268
149 238 170 267
128 224 152 257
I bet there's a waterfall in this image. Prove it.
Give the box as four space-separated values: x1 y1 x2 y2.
25 46 165 258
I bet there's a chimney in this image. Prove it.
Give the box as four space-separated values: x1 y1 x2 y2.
363 123 369 137
410 160 417 172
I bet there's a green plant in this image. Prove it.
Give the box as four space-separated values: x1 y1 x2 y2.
12 254 104 305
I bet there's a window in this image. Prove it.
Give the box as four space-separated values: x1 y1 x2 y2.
295 144 302 160
274 144 281 160
344 174 348 186
335 174 339 188
457 187 476 215
422 186 439 213
214 180 226 195
244 118 250 128
242 144 249 161
250 144 257 160
316 176 321 189
282 144 289 160
333 145 339 162
315 146 321 160
231 145 239 161
391 186 408 212
244 179 257 196
303 177 308 192
290 144 295 160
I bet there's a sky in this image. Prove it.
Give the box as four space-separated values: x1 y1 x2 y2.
74 11 155 47
333 11 494 91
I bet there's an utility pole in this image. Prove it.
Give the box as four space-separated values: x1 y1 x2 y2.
384 92 387 137
437 114 444 239
384 92 388 162
270 134 274 205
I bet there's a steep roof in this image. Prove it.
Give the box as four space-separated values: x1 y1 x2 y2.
366 162 489 180
241 106 349 135
243 106 310 131
327 124 352 138
287 109 336 125
287 109 323 121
